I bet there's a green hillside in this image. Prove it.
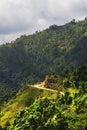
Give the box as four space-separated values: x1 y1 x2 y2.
0 66 87 130
1 19 87 104
0 83 57 127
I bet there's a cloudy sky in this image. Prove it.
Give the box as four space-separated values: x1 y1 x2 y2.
0 0 87 44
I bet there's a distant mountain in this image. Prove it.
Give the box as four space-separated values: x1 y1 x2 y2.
1 18 87 103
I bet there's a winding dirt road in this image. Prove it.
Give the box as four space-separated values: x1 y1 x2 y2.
32 84 57 92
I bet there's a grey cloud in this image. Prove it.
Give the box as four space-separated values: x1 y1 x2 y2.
0 0 87 43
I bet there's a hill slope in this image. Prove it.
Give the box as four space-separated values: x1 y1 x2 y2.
0 83 57 127
1 18 87 103
0 66 87 130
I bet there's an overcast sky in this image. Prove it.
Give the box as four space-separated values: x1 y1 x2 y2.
0 0 87 44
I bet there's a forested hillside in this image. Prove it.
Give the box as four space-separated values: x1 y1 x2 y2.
1 19 87 104
0 66 87 130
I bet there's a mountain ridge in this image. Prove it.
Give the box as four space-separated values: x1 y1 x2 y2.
0 18 87 104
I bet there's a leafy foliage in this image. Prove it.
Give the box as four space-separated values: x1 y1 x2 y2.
63 66 87 93
13 93 87 130
0 66 87 130
13 98 68 130
0 85 57 127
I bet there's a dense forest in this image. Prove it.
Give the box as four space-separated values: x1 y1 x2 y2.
0 66 87 129
1 19 87 104
12 66 87 130
0 19 87 129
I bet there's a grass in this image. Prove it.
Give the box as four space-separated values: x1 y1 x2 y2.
0 84 57 127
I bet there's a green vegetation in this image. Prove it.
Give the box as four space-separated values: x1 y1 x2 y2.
63 66 87 93
1 19 87 104
13 98 68 130
0 66 87 130
0 84 57 127
12 67 87 130
12 95 87 130
0 19 87 129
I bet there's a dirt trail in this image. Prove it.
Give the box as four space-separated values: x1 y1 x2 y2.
32 83 57 92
